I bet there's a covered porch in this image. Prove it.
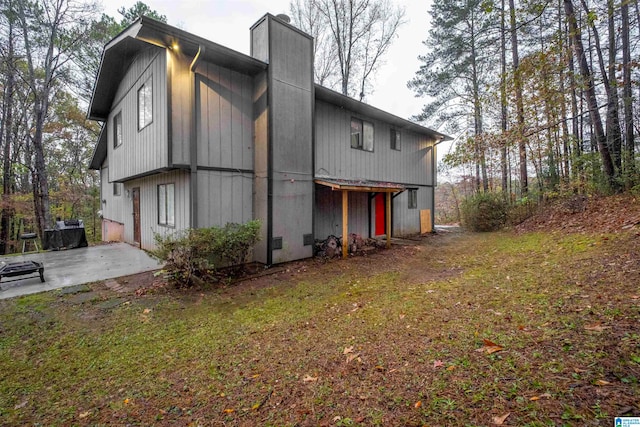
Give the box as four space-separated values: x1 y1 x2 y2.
314 177 405 258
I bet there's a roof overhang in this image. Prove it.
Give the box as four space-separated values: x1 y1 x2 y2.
89 126 107 170
314 177 405 193
87 16 268 121
314 85 452 143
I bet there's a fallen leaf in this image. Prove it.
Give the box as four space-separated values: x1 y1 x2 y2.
517 325 525 331
595 380 611 386
14 400 28 410
530 393 552 401
251 374 260 379
447 365 456 371
343 346 354 355
477 338 504 354
573 368 587 373
433 360 445 369
399 313 406 319
223 408 235 413
584 323 609 332
414 400 422 408
346 353 361 363
492 412 510 425
123 398 130 405
303 375 318 382
143 308 151 314
79 411 91 419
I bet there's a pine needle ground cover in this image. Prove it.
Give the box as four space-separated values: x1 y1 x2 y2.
1 226 639 426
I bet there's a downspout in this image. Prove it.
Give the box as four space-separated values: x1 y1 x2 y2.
189 45 204 228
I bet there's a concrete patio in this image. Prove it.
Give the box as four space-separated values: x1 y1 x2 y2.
0 243 161 300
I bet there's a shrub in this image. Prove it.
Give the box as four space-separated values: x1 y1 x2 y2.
461 193 507 232
151 220 261 288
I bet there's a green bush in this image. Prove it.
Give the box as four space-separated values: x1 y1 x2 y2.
461 193 507 232
151 220 261 288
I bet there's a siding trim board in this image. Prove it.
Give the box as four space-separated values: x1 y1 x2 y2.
197 166 254 174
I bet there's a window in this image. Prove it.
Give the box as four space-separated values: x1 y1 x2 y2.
390 128 401 151
351 117 374 152
158 183 175 226
113 112 123 148
138 78 153 130
408 189 417 209
113 182 122 196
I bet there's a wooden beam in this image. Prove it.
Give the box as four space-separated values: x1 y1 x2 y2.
386 192 391 249
342 190 348 259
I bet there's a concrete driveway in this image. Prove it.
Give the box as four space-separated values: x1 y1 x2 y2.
0 243 161 300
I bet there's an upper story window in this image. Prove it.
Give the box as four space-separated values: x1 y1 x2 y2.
351 117 374 152
113 182 122 196
113 112 122 148
390 128 401 151
408 188 417 209
138 78 153 130
158 183 175 227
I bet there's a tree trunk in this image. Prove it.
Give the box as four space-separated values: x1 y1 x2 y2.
500 0 509 198
564 0 615 185
509 0 527 196
621 0 635 181
17 0 54 238
605 0 622 173
1 5 16 254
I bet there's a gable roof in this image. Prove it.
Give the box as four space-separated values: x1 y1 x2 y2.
87 16 268 122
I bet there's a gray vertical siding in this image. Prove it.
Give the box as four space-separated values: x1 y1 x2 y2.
314 100 435 186
392 186 434 236
268 17 314 264
122 170 190 250
196 170 253 228
314 185 369 239
108 46 168 182
253 72 269 264
168 49 192 165
195 62 254 170
100 165 127 225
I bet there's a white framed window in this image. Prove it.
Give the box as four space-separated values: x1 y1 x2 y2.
351 117 374 152
113 182 122 196
113 112 122 148
408 188 417 209
158 183 175 227
390 128 401 151
138 78 153 130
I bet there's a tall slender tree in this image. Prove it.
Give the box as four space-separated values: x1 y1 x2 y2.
564 0 615 185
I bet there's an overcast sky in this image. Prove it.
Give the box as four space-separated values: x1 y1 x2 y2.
101 0 452 158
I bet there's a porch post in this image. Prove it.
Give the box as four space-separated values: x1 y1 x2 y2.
342 190 349 258
386 192 391 248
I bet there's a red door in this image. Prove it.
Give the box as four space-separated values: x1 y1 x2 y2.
375 193 385 236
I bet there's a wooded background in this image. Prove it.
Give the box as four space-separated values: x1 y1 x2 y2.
0 0 637 253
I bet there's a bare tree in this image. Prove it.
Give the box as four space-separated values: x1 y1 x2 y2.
291 0 405 100
290 0 338 87
15 0 98 238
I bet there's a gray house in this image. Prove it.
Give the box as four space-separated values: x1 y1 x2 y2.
88 13 449 265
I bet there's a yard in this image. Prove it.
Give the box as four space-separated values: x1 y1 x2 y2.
1 195 639 426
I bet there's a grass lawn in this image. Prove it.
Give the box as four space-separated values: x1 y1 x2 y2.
1 229 639 426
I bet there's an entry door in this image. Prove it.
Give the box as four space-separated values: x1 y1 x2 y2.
132 187 141 245
375 193 386 236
